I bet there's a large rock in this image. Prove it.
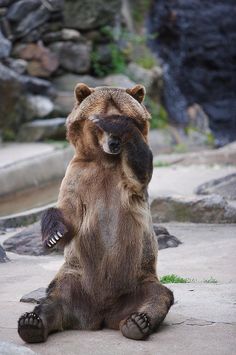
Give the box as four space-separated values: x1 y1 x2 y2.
196 173 236 201
3 222 59 256
0 245 9 263
3 221 180 256
149 0 236 146
103 74 135 88
49 41 91 74
63 0 121 30
18 117 66 141
13 42 59 77
6 0 40 22
24 94 54 118
53 73 103 91
151 194 236 223
20 287 46 304
0 30 11 58
0 63 27 136
126 62 163 101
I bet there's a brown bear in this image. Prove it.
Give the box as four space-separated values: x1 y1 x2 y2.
18 84 174 343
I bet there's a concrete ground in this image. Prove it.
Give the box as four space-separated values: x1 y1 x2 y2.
0 223 235 355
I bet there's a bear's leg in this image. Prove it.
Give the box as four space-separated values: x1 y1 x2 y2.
106 281 173 340
18 297 63 343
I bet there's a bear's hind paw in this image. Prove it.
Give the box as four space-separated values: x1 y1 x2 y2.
121 312 151 340
18 312 47 343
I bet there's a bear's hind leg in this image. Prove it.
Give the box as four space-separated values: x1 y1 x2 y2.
119 281 174 340
18 297 63 343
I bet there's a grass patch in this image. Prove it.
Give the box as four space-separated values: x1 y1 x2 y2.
160 274 218 284
160 274 190 284
153 161 171 168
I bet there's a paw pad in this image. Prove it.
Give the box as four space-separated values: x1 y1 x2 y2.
18 312 46 343
121 312 151 340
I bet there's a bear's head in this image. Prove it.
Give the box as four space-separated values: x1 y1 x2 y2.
66 83 151 159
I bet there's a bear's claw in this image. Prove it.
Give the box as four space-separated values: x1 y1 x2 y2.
47 231 63 248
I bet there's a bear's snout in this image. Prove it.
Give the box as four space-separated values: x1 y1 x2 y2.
108 136 121 154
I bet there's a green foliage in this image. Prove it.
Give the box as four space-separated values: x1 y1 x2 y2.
174 143 188 153
145 97 168 129
153 161 171 168
160 274 218 284
131 0 152 26
91 44 126 78
2 128 16 141
160 274 189 284
206 132 215 146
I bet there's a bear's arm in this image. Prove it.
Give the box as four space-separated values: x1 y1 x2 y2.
41 163 83 249
122 126 153 186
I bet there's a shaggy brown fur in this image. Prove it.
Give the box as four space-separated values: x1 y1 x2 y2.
18 84 173 343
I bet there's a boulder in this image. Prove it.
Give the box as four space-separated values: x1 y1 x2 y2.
52 73 103 91
13 42 59 77
151 194 236 223
4 58 27 74
18 117 66 142
3 222 61 256
13 5 50 39
61 28 81 41
53 91 75 116
0 29 11 58
195 173 236 201
153 224 182 250
126 63 163 101
6 0 40 22
63 0 121 30
24 94 54 118
0 63 27 136
149 0 236 145
20 288 46 304
103 74 135 88
0 245 9 263
49 41 91 74
3 221 180 257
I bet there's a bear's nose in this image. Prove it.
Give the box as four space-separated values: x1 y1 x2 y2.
108 136 121 154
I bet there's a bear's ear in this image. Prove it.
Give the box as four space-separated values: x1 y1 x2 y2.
126 85 146 103
75 83 94 104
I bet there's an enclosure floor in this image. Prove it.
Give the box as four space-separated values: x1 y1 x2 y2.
0 223 235 355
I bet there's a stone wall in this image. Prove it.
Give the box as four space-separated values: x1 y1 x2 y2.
0 0 122 140
148 0 236 146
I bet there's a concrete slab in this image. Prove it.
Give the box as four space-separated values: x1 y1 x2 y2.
0 143 55 169
0 223 236 354
149 165 236 198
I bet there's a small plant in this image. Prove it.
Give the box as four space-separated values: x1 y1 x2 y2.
203 277 217 284
160 274 190 284
160 274 218 284
91 44 126 78
153 161 171 168
145 97 168 129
